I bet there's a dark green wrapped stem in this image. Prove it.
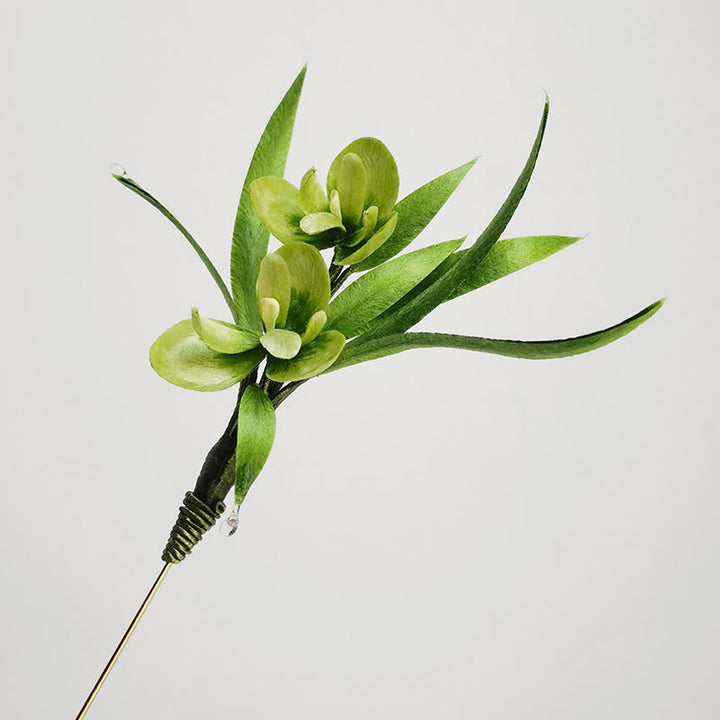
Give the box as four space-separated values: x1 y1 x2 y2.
161 491 226 564
160 370 302 563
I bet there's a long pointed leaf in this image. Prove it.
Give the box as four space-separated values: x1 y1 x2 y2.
326 299 664 372
353 97 550 345
366 235 580 333
231 66 307 332
112 173 238 323
235 385 276 504
326 238 464 337
352 158 477 272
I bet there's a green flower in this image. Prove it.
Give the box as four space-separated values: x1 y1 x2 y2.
248 137 400 265
149 243 346 389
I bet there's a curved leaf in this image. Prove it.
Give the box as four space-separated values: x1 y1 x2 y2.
367 235 580 332
149 319 264 391
231 66 307 333
112 173 238 323
352 158 477 271
327 300 664 372
353 98 550 345
326 238 464 338
235 385 276 504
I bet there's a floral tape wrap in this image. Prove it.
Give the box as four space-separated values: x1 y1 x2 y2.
162 491 226 564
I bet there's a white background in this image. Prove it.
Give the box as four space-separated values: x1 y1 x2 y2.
1 1 718 718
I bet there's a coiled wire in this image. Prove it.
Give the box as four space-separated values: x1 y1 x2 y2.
161 491 226 564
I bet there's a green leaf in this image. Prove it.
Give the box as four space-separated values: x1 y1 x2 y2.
149 319 264 391
248 177 306 243
326 238 464 338
191 308 260 353
260 328 302 359
235 385 276 504
230 66 307 333
368 235 579 328
327 137 399 223
352 158 477 272
336 211 398 265
352 98 550 345
266 330 346 381
112 173 238 323
446 234 580 299
275 243 331 333
327 299 665 372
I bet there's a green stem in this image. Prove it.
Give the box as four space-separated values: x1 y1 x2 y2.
113 173 239 324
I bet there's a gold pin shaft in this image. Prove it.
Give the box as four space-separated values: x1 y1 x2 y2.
75 562 172 720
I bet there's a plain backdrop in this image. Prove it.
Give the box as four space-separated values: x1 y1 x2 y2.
1 1 718 718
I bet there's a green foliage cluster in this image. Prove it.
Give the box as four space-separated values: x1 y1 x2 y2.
113 66 662 505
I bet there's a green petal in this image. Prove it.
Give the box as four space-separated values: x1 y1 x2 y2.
352 158 477 271
266 330 346 381
256 253 291 326
327 300 665 373
329 189 342 219
327 137 399 223
231 66 306 332
275 243 331 332
149 319 264 392
259 297 280 332
334 152 367 227
248 177 306 244
302 310 327 344
326 238 464 337
299 211 345 235
191 308 260 353
346 205 378 247
260 328 302 359
336 211 398 265
235 385 276 504
299 167 329 214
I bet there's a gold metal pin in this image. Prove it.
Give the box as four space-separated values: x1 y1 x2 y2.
75 563 172 720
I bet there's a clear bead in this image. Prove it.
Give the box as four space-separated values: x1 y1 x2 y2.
109 163 128 178
219 505 240 537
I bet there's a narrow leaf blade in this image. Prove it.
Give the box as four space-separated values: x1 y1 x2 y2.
354 98 550 344
231 66 307 332
113 173 238 323
327 300 664 372
351 158 477 271
235 385 276 504
447 234 580 299
326 238 464 338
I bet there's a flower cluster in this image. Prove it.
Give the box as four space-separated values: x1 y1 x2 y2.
249 137 399 265
149 243 345 389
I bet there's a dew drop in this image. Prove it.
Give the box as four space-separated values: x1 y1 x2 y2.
109 163 128 178
219 505 240 538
